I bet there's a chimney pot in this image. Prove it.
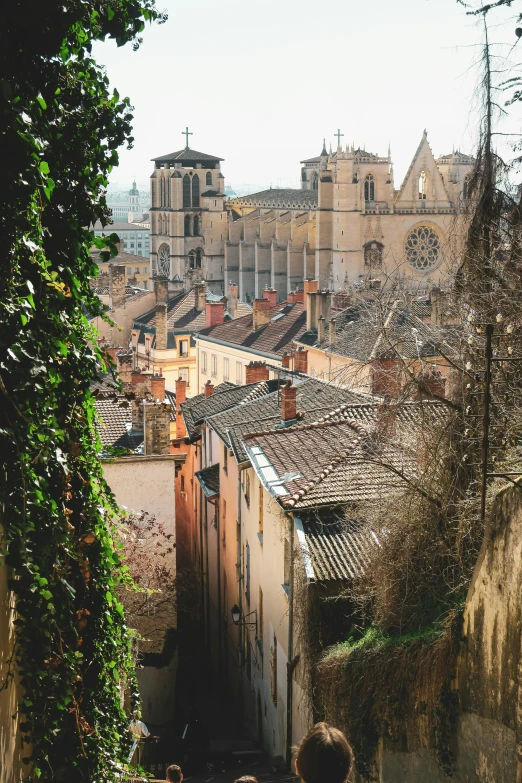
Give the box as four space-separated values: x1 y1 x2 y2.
329 318 336 344
293 347 308 374
317 316 325 344
281 353 290 369
195 281 207 311
144 401 171 455
154 276 169 304
155 302 168 350
227 282 239 319
175 377 187 438
263 287 277 307
245 361 270 384
205 379 214 397
281 381 297 424
150 373 166 402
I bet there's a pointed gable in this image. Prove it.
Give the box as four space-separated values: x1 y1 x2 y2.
395 131 450 206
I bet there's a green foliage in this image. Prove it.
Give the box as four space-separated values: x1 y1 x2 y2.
322 621 447 662
0 1 165 780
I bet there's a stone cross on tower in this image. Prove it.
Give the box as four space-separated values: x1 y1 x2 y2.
182 126 193 149
335 129 344 149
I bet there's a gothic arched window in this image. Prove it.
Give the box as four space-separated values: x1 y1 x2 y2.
311 172 318 191
364 174 375 202
166 178 170 207
192 174 200 208
462 174 471 200
364 241 383 268
184 215 191 236
206 171 212 186
418 170 427 200
195 248 203 268
193 215 200 236
188 250 196 269
158 244 171 277
183 174 191 208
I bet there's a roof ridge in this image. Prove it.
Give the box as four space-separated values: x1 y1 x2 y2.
243 414 369 441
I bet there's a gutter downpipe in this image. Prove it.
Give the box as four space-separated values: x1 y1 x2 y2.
237 466 244 724
286 512 295 771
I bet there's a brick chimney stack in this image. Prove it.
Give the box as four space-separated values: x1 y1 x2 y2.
293 347 308 374
280 380 297 426
371 358 401 398
281 353 291 369
430 287 446 327
103 344 119 367
252 298 271 330
150 373 166 402
155 302 168 350
227 282 239 319
116 350 133 386
205 380 214 398
175 377 187 439
144 402 171 455
303 279 318 308
376 398 398 436
287 291 296 304
154 276 169 304
205 301 225 328
195 281 207 311
263 287 277 307
416 365 447 400
109 264 126 311
245 361 270 384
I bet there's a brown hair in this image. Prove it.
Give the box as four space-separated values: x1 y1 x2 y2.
166 765 183 783
296 722 353 783
234 777 258 783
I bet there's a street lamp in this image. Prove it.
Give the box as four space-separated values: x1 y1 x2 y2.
230 604 257 633
231 604 241 624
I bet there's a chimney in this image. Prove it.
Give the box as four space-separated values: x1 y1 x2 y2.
131 371 148 431
329 318 336 344
227 282 238 318
317 290 331 323
281 353 291 368
287 291 296 304
155 302 168 350
303 279 319 304
150 373 166 402
416 365 447 400
109 264 126 310
245 361 270 384
317 316 325 344
306 292 318 331
252 298 271 330
376 399 398 437
144 402 171 456
293 289 304 303
430 287 446 327
116 350 133 386
205 380 214 398
103 344 119 368
195 280 207 311
293 347 308 374
371 358 401 398
263 287 277 307
175 377 187 439
154 276 169 304
280 380 297 426
205 301 225 328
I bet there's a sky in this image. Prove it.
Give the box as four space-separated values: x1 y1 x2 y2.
92 0 520 193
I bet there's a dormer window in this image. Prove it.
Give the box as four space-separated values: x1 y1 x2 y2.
364 174 375 202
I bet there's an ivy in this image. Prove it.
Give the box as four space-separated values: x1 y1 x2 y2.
0 1 166 780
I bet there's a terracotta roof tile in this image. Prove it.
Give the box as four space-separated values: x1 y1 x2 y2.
298 516 375 581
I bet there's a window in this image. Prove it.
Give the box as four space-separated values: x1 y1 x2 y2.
195 247 203 268
127 267 132 276
364 174 375 202
211 354 217 378
135 266 140 274
201 351 208 374
245 541 250 603
184 214 191 236
258 587 264 642
183 174 191 208
180 474 185 492
418 170 427 200
244 471 251 506
258 484 264 534
193 214 200 235
158 244 170 277
223 446 228 473
143 267 147 274
192 174 200 207
206 171 212 186
179 367 189 383
223 358 229 381
405 225 441 271
236 361 242 385
270 635 278 705
364 241 383 268
179 339 188 357
143 280 148 290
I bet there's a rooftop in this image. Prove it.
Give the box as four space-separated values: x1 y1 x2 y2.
152 148 224 164
93 221 149 232
195 464 220 498
227 188 318 210
197 301 308 359
298 516 376 582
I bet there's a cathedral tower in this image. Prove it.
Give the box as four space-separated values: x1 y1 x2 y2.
150 134 227 294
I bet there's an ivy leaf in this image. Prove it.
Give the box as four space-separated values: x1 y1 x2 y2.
36 95 46 110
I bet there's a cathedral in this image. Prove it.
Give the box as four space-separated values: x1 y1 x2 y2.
149 131 474 300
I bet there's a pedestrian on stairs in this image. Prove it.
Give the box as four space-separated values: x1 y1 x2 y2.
166 764 183 783
295 723 353 783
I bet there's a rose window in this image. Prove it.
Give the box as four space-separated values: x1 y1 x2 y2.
158 245 170 277
405 225 441 271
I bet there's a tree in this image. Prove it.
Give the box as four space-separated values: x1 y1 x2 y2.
0 2 165 780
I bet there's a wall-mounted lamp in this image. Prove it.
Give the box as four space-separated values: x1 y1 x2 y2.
230 604 257 632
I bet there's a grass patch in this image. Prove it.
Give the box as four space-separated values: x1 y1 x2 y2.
322 621 447 662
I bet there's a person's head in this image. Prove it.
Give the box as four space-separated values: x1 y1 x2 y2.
166 764 183 783
295 722 353 783
234 777 258 783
